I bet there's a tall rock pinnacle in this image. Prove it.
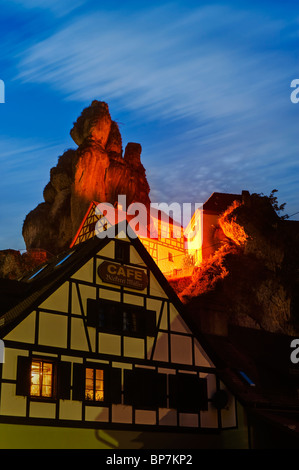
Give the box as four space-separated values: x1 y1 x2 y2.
22 100 151 255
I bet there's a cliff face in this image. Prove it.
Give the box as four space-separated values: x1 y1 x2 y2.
22 101 150 256
0 249 47 280
175 193 299 336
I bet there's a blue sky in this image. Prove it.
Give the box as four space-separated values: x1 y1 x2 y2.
0 0 298 250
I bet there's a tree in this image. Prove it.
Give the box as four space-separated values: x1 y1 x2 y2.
268 189 289 219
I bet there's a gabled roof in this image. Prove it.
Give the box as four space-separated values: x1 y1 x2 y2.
197 324 299 443
0 225 199 348
203 192 242 214
201 324 299 411
0 279 32 315
0 236 108 336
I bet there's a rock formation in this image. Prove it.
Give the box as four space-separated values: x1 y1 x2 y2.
0 249 47 280
173 193 299 336
22 100 151 256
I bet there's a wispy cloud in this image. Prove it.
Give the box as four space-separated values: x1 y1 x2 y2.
0 137 66 249
15 5 294 122
1 2 297 251
5 0 85 17
15 4 298 213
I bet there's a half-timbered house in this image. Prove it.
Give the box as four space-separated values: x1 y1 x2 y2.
70 201 186 279
0 223 242 448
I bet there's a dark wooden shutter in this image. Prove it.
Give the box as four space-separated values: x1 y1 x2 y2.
86 299 98 327
136 369 155 408
198 378 208 411
156 372 167 408
181 374 199 412
169 374 208 412
123 369 135 405
87 299 123 332
145 310 156 337
72 363 85 401
168 374 178 409
106 368 122 404
105 302 122 332
124 368 167 409
16 356 31 396
57 362 71 400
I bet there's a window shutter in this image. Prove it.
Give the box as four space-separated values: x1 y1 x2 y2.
168 374 178 409
145 310 156 337
182 374 200 412
135 369 155 408
106 303 122 332
16 356 31 396
156 372 167 408
198 378 208 411
86 299 98 327
106 367 122 404
169 374 208 412
123 369 135 405
87 299 123 332
72 363 85 401
124 368 167 409
57 362 71 400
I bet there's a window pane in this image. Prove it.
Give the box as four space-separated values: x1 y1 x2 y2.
131 313 137 332
85 368 94 401
42 386 52 397
42 363 53 397
123 311 138 333
95 369 104 401
85 368 104 401
96 369 104 381
123 311 129 330
95 388 104 401
30 360 53 397
31 361 41 396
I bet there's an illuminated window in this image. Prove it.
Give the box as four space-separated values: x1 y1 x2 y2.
30 360 53 398
85 368 104 402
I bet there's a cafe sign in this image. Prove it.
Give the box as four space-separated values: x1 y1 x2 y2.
98 261 148 290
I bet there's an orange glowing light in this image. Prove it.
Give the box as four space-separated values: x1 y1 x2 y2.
30 360 53 398
85 368 104 401
218 200 248 246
